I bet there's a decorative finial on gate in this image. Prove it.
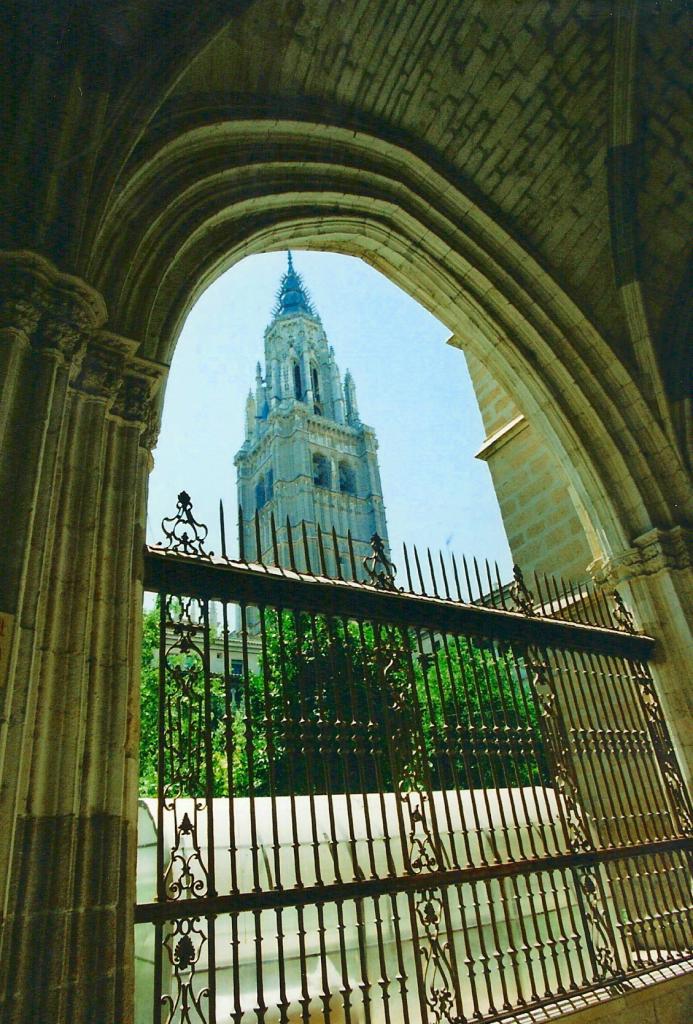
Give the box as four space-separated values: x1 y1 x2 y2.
509 563 535 616
158 491 212 557
363 533 400 591
611 590 636 633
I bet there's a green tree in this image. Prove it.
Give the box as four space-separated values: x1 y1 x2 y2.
138 604 160 797
139 605 548 798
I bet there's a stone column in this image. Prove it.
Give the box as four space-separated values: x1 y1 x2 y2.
0 252 163 1023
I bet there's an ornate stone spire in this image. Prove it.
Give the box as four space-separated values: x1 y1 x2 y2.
344 369 360 424
272 251 319 319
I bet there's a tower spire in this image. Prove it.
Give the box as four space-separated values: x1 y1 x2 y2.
272 251 318 319
236 259 390 585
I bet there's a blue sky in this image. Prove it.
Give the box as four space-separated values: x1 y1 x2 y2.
147 250 512 578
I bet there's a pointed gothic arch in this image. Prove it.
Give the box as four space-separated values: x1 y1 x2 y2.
292 360 303 401
2 6 691 1020
84 113 686 559
312 452 331 489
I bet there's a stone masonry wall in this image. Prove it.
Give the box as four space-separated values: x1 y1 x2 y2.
465 350 595 582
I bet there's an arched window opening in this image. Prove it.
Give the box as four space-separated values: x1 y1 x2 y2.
255 479 266 509
266 468 274 502
293 361 303 400
311 364 322 415
312 452 331 489
339 461 356 495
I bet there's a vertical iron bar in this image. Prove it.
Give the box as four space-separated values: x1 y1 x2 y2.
287 607 324 887
427 547 440 598
156 593 167 901
239 598 261 891
413 544 428 596
316 523 328 577
301 519 313 575
286 516 298 573
220 596 239 894
347 529 359 582
238 504 245 561
272 608 304 889
254 509 263 566
258 604 283 889
331 526 344 581
439 551 452 600
201 599 216 1021
495 562 508 611
270 511 281 566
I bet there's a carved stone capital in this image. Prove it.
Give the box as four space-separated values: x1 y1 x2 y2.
71 344 125 400
111 375 152 424
70 331 148 405
108 349 167 437
0 250 107 360
140 401 163 454
38 317 86 362
590 525 692 587
0 297 41 337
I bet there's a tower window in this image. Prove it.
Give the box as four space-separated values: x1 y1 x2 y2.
311 365 322 414
255 479 266 509
266 468 274 501
293 362 303 400
339 462 356 495
312 453 331 489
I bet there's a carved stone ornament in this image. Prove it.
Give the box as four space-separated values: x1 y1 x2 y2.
0 251 106 320
140 401 162 452
0 296 41 336
0 249 107 358
39 316 86 361
110 374 154 425
509 563 535 615
109 351 166 440
590 525 692 586
71 343 125 399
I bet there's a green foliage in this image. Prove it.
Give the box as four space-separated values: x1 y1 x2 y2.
138 604 160 797
139 605 548 798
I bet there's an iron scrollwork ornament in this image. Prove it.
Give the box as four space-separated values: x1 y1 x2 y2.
525 647 622 983
363 533 401 591
573 868 624 985
376 626 463 1023
527 655 592 853
509 564 535 616
159 491 213 557
611 590 636 633
162 595 211 901
419 888 465 1024
635 666 693 836
161 917 210 1023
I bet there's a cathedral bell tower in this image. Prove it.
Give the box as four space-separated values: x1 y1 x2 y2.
234 253 389 577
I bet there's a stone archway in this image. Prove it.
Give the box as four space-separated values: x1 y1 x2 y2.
0 118 690 1024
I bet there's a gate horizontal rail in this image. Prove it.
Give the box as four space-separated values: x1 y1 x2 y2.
143 549 655 660
135 837 691 923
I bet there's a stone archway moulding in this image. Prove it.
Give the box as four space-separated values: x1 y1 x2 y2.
0 120 690 1024
88 113 689 557
84 110 692 786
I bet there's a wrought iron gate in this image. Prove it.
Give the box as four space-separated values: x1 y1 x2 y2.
136 493 692 1024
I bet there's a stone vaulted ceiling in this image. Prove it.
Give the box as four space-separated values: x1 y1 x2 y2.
2 0 690 443
169 0 627 356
